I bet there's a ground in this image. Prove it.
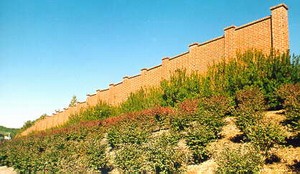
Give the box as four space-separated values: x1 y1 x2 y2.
2 110 299 173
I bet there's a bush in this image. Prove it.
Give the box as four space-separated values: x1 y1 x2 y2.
114 134 190 173
215 144 264 174
68 102 117 125
236 112 263 135
235 87 265 134
247 122 286 157
120 87 163 113
161 69 201 107
107 124 150 149
277 83 300 131
236 86 266 112
199 95 234 117
144 135 190 173
114 144 145 173
186 124 216 163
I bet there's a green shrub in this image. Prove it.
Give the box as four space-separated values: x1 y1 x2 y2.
120 87 163 113
68 102 117 125
186 124 216 163
114 144 145 173
236 112 263 135
215 144 264 174
86 141 109 171
247 122 286 157
143 135 190 173
115 134 190 173
170 114 189 132
277 83 300 131
161 69 201 107
107 124 150 149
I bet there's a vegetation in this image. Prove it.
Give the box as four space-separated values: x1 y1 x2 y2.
1 51 299 173
215 144 264 174
0 126 19 140
68 95 77 107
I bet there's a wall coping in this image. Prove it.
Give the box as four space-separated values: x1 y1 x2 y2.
224 25 236 31
87 93 96 97
148 64 162 71
189 42 199 47
162 57 170 61
270 3 288 11
199 36 224 46
101 88 109 92
170 51 189 60
236 16 271 31
129 74 141 79
114 82 123 86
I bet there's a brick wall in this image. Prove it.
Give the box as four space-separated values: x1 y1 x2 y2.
21 4 289 136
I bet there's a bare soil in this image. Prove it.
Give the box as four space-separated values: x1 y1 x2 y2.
0 166 16 174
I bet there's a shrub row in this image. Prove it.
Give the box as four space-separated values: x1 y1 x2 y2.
65 52 299 125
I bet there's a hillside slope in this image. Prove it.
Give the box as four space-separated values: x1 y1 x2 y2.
1 51 299 173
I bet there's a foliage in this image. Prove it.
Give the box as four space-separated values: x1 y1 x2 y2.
3 51 300 173
277 83 300 131
235 86 286 157
18 120 35 134
235 87 265 134
215 144 264 174
119 87 163 113
186 124 216 163
107 123 150 149
235 86 266 112
247 122 286 157
0 126 19 139
114 144 146 173
67 101 117 125
199 95 234 117
68 95 77 107
161 69 201 107
207 51 299 109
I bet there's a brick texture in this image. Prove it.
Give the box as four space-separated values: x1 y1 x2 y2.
21 4 289 136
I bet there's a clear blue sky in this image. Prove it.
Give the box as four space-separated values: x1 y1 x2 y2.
0 0 299 128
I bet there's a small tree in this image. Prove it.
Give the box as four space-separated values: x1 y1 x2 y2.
69 95 77 107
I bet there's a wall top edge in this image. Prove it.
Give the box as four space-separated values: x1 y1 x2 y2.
101 88 109 92
199 36 225 46
235 16 271 31
162 57 170 61
148 64 162 71
170 51 189 60
129 74 141 79
270 3 288 11
141 68 148 71
87 93 96 97
224 25 236 31
189 42 199 47
114 82 123 86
